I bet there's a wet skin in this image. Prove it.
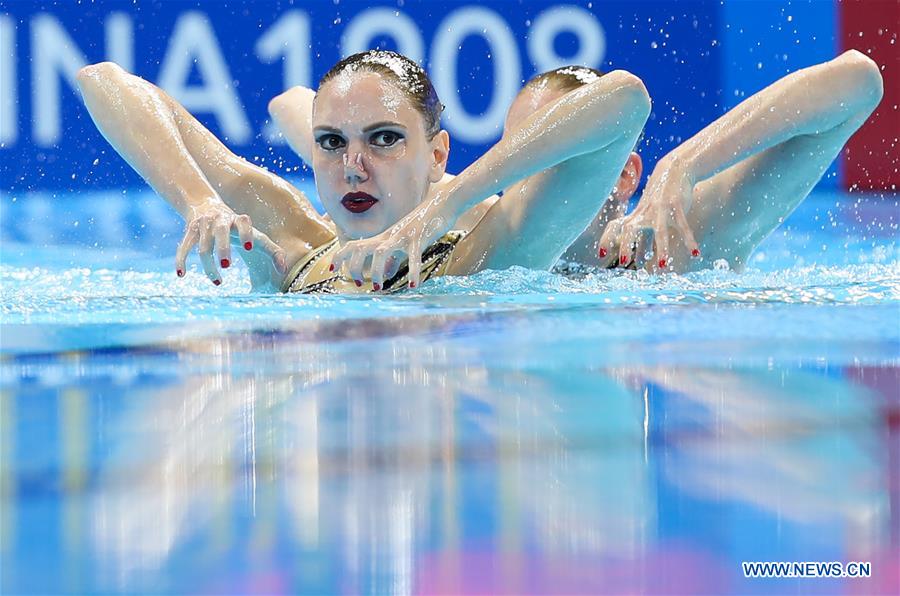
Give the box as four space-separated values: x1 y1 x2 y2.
311 72 448 243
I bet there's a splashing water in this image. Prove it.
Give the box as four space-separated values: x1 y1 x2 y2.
1 188 897 355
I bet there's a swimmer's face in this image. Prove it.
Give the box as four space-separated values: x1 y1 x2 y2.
503 84 569 135
312 71 449 241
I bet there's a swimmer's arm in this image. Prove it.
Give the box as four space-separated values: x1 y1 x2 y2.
447 71 650 271
668 50 883 214
77 63 333 286
686 50 884 261
439 70 649 223
76 62 226 221
601 49 884 272
268 86 316 165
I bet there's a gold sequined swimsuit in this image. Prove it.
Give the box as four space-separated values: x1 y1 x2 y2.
281 231 466 294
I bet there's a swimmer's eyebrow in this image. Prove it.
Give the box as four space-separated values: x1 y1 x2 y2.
362 121 406 133
312 121 406 134
313 125 342 134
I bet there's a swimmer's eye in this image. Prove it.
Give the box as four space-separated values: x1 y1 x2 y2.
370 130 403 148
316 134 346 151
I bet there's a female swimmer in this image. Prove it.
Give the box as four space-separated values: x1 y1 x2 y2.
76 50 648 292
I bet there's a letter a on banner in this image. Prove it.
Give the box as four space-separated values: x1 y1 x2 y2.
158 12 251 143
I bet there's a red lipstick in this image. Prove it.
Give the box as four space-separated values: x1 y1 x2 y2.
341 191 379 214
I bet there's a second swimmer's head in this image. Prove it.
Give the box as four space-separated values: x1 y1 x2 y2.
312 51 450 241
505 65 605 134
505 65 643 204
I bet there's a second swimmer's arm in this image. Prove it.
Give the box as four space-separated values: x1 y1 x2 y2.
664 49 884 213
433 70 650 226
593 49 885 272
268 86 317 165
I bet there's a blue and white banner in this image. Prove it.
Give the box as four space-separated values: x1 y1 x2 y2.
0 0 837 192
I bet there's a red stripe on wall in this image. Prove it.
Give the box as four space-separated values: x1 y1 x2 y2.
840 0 900 191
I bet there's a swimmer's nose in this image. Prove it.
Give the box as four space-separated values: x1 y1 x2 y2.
343 149 369 185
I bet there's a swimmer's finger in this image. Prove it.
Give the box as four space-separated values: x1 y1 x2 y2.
198 219 222 284
250 227 287 275
197 216 214 257
674 204 701 259
214 221 232 270
175 221 200 277
199 250 221 286
347 248 366 288
617 223 641 269
370 245 389 292
407 239 422 289
234 214 254 252
385 254 401 280
654 212 671 271
598 217 624 268
633 227 655 270
329 245 348 276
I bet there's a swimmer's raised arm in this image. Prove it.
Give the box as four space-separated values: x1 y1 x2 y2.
268 86 317 165
601 49 884 272
666 50 882 209
333 70 651 286
77 62 333 289
444 71 648 226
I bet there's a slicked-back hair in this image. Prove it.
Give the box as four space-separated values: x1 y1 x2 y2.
319 50 444 140
524 65 606 94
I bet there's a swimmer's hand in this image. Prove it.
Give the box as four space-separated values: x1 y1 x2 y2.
597 155 700 272
331 191 453 290
175 203 288 286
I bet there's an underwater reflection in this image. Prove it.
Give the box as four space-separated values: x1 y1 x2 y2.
1 328 897 593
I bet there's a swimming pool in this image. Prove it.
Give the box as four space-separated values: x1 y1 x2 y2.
1 185 898 593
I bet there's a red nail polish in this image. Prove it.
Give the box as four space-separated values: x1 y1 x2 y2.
373 283 381 291
244 241 253 251
691 248 701 257
620 255 628 265
599 247 607 258
329 264 335 272
213 279 221 286
176 269 183 277
220 258 230 268
658 258 667 269
409 281 416 288
355 279 362 287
